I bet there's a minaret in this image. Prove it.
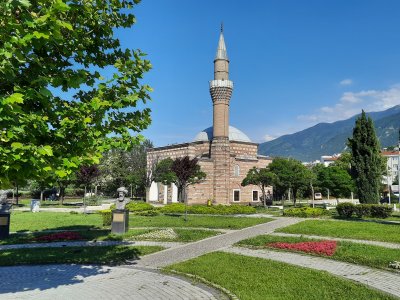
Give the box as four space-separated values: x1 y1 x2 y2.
210 24 233 139
210 25 233 204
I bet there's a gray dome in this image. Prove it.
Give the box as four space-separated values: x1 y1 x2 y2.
194 126 252 143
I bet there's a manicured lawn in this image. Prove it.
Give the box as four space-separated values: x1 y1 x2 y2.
237 235 400 271
0 245 163 266
277 219 400 243
165 252 395 300
10 211 103 232
1 228 221 245
129 215 272 229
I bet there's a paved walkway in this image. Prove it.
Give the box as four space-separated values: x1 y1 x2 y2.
224 246 400 298
135 217 301 268
0 265 227 300
271 232 400 249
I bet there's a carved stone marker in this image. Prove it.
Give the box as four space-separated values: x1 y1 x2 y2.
111 187 129 234
30 200 40 213
0 190 12 239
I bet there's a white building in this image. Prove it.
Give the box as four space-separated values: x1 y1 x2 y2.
382 150 399 185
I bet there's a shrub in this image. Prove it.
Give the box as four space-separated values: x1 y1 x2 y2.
353 204 371 218
159 203 256 215
336 202 355 218
370 205 392 219
99 209 112 226
125 202 154 212
283 207 329 218
134 210 159 216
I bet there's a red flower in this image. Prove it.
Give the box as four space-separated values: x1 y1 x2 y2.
266 240 337 256
35 231 83 242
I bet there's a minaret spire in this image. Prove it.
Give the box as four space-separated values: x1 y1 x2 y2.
210 26 233 138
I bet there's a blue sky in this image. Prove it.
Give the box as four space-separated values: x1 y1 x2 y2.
115 0 400 146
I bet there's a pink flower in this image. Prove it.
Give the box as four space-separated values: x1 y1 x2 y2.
266 240 337 256
35 231 82 242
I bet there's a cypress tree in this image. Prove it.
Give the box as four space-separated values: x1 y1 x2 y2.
348 110 383 203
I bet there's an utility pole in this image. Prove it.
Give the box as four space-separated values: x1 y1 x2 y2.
387 163 391 205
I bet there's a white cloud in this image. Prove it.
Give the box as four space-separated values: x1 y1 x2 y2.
264 134 277 142
297 84 400 125
262 84 400 143
340 79 353 86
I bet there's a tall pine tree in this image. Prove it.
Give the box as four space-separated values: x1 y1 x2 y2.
348 110 383 203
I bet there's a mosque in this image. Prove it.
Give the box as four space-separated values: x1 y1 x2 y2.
146 28 272 205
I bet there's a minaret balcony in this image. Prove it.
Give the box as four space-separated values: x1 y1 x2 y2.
209 80 233 89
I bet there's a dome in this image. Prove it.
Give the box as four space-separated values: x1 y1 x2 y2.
194 126 252 143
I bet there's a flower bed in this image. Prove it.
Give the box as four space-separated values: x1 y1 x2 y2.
266 240 337 256
35 231 83 242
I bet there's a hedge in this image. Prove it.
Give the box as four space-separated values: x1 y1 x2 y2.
283 207 330 218
336 203 392 219
159 203 256 215
98 209 112 226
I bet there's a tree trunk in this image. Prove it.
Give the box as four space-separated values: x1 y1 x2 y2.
311 183 315 208
183 186 188 222
261 187 266 208
15 182 19 205
145 187 150 203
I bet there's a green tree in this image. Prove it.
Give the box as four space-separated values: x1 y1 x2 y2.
153 158 177 187
0 1 151 189
242 167 276 207
269 158 313 206
99 140 153 197
316 165 354 198
348 111 383 203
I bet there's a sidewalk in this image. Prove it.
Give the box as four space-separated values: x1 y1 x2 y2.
135 217 302 268
224 246 400 298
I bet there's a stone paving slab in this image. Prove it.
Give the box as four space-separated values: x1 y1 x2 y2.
0 264 226 300
0 240 183 251
270 232 400 249
135 217 302 268
224 246 400 298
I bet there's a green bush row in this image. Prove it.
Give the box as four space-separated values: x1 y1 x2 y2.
159 203 256 215
283 207 330 218
109 202 155 212
98 209 112 226
336 203 392 219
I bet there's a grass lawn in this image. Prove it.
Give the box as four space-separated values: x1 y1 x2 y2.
129 215 272 229
277 219 400 243
165 252 395 300
10 211 103 232
0 245 163 266
1 228 221 245
237 235 400 271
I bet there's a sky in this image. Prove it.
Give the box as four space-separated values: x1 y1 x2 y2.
114 0 400 147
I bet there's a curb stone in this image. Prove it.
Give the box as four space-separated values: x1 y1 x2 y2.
165 269 238 300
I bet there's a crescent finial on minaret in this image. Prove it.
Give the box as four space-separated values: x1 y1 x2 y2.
221 22 223 33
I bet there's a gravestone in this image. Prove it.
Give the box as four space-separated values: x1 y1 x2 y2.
111 187 129 234
30 200 40 213
0 190 12 239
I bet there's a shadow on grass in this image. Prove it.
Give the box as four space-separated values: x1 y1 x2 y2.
2 225 116 245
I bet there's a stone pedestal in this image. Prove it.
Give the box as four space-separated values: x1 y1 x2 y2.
0 213 10 239
111 209 129 234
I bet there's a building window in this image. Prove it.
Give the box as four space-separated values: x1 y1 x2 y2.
233 189 240 202
252 190 259 202
234 165 240 176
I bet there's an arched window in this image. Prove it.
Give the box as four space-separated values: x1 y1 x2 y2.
234 165 240 177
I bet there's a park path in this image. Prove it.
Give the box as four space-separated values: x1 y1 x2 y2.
134 217 301 268
224 246 400 299
0 264 227 300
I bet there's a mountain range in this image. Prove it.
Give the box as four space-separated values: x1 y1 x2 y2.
258 105 400 162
